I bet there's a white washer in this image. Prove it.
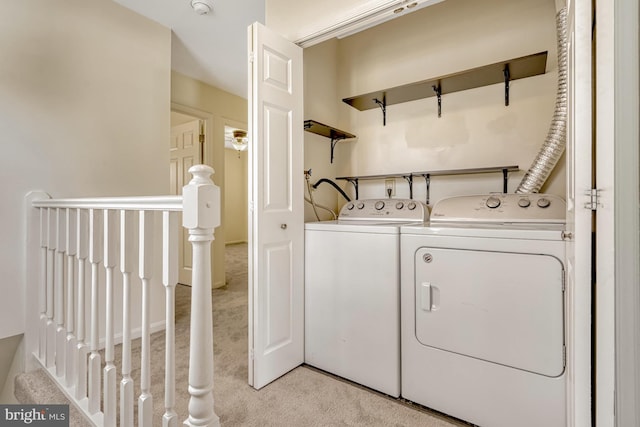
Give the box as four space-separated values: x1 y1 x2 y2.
305 198 428 397
401 193 567 427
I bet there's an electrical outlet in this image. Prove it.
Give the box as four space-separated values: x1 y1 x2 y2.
385 179 395 197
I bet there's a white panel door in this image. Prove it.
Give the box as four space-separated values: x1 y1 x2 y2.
565 1 594 426
247 22 304 389
170 119 201 285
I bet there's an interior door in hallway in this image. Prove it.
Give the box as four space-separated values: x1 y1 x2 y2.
248 22 304 389
170 119 202 285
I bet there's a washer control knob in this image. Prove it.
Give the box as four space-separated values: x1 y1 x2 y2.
356 202 365 209
374 201 385 210
537 198 551 208
486 196 501 209
395 202 405 210
346 203 354 210
407 201 417 210
518 198 531 208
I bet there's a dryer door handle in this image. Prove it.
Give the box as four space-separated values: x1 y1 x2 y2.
421 282 432 311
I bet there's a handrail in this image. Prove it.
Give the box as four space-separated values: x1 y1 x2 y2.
32 195 183 211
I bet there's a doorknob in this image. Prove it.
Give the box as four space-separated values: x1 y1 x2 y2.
281 224 287 229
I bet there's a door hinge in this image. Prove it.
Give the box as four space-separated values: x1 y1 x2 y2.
584 188 601 210
249 52 255 63
563 344 566 367
249 347 254 360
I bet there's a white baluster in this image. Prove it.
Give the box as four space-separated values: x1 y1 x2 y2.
65 208 77 387
55 208 67 378
162 211 178 427
138 210 154 427
75 209 90 401
183 165 221 427
103 209 118 426
88 209 103 414
120 209 136 427
46 208 56 368
39 208 47 360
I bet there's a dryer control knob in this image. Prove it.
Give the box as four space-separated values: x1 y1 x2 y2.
537 198 551 208
395 202 405 210
518 198 531 208
356 202 365 209
407 201 417 210
486 196 501 209
346 203 355 210
374 201 385 210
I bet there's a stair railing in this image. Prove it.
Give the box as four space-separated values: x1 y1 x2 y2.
25 165 221 427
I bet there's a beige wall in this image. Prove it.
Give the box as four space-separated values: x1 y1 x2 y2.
303 39 347 221
0 0 171 341
171 71 248 286
300 0 564 209
224 149 248 244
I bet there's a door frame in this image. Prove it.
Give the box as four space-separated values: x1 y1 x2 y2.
171 103 214 168
170 102 227 288
595 0 640 425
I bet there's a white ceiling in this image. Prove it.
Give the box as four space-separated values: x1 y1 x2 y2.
112 0 265 99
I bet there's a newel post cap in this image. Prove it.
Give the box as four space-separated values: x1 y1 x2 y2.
182 165 221 230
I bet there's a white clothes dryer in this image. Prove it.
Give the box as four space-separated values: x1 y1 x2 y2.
305 198 428 397
401 193 567 427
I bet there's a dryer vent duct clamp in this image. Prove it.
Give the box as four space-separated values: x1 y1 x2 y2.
516 7 568 194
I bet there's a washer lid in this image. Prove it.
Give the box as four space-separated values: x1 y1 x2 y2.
430 193 566 224
305 220 413 233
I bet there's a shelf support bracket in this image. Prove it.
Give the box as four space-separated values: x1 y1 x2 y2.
421 174 431 205
432 85 442 118
329 134 345 164
402 175 414 200
503 65 510 106
346 178 359 200
502 168 509 193
373 97 387 126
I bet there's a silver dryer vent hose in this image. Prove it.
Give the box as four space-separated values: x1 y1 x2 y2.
516 7 568 194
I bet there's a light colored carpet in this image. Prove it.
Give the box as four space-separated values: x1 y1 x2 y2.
16 243 468 427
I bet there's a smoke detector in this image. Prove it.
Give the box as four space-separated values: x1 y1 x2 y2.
191 0 213 15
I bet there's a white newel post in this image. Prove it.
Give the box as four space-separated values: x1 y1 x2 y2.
182 165 221 427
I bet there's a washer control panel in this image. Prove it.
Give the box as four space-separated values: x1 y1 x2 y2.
339 198 429 222
430 193 566 223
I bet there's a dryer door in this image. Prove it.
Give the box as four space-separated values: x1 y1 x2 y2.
414 247 564 377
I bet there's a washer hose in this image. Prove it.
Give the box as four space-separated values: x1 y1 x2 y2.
516 7 568 194
312 178 351 202
305 171 337 221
